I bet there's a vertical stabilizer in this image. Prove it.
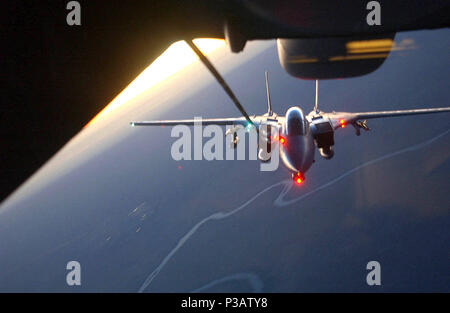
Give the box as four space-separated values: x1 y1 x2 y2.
265 71 273 116
314 80 319 112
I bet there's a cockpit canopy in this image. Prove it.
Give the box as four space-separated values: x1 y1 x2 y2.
285 107 307 136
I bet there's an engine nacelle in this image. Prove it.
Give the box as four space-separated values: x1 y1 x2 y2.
312 121 335 160
319 146 334 160
258 148 271 163
258 125 273 154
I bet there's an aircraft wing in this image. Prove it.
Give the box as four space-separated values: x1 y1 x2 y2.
130 117 251 127
326 107 450 130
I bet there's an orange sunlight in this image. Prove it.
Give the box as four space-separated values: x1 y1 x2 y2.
86 39 226 126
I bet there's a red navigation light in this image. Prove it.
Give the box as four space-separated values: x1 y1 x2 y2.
293 172 304 184
279 136 286 145
340 119 345 128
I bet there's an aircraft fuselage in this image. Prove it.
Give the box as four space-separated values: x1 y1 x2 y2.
277 107 316 180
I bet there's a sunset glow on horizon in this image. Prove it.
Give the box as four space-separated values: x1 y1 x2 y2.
87 39 226 126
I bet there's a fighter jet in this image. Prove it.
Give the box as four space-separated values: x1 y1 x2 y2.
131 40 450 184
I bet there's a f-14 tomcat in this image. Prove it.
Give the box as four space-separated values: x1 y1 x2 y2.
131 40 450 184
